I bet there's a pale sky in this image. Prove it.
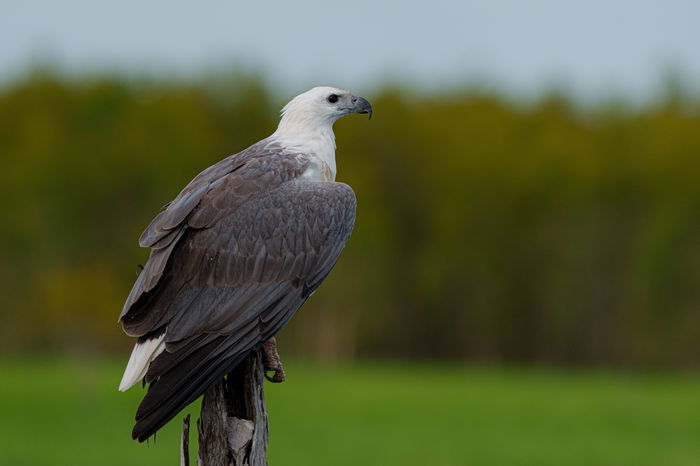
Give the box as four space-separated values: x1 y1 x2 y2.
3 0 700 100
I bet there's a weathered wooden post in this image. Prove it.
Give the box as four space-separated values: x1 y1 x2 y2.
181 338 284 466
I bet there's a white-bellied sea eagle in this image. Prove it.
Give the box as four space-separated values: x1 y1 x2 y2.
117 86 371 441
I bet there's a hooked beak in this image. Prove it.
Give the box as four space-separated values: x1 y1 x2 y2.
351 96 372 120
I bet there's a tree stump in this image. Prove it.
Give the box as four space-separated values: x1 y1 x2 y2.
188 349 270 466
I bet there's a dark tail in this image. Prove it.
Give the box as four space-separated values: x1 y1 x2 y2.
131 336 254 442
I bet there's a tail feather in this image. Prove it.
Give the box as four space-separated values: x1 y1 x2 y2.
131 328 263 442
132 349 251 441
119 335 166 392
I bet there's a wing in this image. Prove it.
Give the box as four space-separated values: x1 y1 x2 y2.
119 149 356 441
119 140 306 321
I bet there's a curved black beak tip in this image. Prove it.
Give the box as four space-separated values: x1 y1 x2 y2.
353 96 372 120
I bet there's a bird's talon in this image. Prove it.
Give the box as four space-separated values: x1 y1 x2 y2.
265 368 285 383
262 337 285 383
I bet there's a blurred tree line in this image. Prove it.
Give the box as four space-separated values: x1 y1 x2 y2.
1 72 699 367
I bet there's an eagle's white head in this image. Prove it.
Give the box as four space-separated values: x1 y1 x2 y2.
278 86 372 127
270 86 372 181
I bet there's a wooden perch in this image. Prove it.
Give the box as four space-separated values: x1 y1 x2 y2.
180 414 190 466
182 344 277 466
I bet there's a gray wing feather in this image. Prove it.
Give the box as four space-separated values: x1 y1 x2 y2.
119 141 310 321
123 181 355 339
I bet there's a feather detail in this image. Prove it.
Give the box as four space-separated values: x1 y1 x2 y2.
119 335 166 392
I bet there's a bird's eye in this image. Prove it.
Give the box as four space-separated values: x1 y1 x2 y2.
327 94 339 103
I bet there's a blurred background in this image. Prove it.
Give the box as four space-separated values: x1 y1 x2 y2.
2 1 700 465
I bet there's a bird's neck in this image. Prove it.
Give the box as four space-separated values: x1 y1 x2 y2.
270 114 338 181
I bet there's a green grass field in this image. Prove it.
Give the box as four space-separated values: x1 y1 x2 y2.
1 357 699 466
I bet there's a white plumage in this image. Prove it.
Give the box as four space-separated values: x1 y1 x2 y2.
271 86 347 181
119 335 166 391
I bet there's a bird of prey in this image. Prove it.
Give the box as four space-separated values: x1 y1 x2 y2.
118 86 371 441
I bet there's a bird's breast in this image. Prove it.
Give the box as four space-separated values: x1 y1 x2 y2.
298 153 335 182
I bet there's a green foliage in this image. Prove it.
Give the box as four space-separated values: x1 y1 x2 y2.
2 357 700 466
1 74 699 366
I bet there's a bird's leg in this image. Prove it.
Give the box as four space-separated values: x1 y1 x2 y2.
262 337 286 383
